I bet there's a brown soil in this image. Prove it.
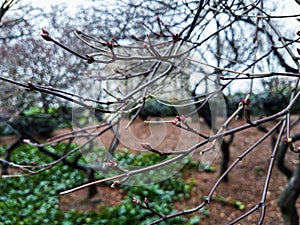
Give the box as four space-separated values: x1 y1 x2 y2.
59 184 126 212
59 117 300 224
3 117 299 224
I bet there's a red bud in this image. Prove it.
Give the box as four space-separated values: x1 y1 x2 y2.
133 197 139 204
111 180 120 188
172 33 179 42
172 117 180 126
107 160 117 167
179 115 185 122
86 56 95 64
107 41 113 49
42 28 49 35
41 28 52 41
241 98 250 106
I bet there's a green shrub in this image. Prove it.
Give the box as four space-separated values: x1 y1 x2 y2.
131 98 178 120
0 106 72 137
226 90 300 117
0 144 208 224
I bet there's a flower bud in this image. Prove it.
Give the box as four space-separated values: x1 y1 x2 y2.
284 137 292 144
41 28 52 41
179 115 186 122
107 41 113 49
172 116 181 126
111 180 121 188
42 28 49 35
130 34 140 41
241 98 250 106
172 118 180 126
284 137 294 150
76 29 82 35
141 143 152 150
106 160 117 168
172 33 179 42
86 56 95 64
133 197 139 204
144 197 148 203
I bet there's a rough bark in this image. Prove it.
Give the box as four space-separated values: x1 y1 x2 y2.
278 163 300 225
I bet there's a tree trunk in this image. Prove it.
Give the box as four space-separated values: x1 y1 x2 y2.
192 92 233 181
220 141 230 182
87 169 98 198
278 163 300 225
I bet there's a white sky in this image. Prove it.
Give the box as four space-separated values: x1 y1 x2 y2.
24 0 108 12
25 0 87 10
23 0 300 14
273 0 300 14
14 0 300 94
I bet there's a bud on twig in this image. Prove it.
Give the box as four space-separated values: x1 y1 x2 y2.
241 98 250 106
133 197 139 204
86 56 95 64
172 115 186 126
241 98 252 124
75 29 82 35
144 197 150 208
107 41 113 50
179 115 186 124
141 143 152 150
172 33 179 42
284 137 292 143
42 28 49 35
130 34 141 41
283 137 297 152
27 81 35 90
106 160 117 168
172 117 181 126
111 180 121 188
41 28 52 41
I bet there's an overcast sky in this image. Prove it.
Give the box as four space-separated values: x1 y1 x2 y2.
19 0 300 94
24 0 101 13
24 0 300 14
